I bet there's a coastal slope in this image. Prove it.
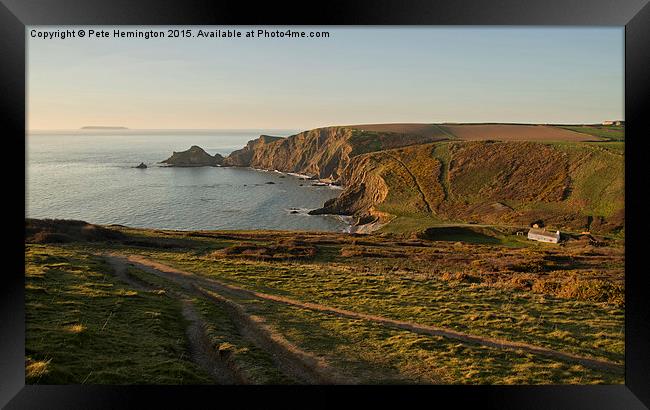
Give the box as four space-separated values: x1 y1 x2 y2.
310 140 624 234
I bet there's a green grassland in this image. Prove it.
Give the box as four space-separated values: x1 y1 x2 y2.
25 221 625 384
25 245 214 384
140 246 624 363
556 125 625 142
249 300 614 384
542 141 624 220
345 139 624 237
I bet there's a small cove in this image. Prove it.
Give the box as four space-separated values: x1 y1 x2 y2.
26 130 349 232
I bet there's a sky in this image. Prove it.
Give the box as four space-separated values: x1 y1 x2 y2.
27 26 624 130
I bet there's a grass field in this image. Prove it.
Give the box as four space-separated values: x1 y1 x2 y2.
25 245 214 384
556 125 625 142
25 221 625 384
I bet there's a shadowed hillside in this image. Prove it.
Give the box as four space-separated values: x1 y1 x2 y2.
311 140 624 234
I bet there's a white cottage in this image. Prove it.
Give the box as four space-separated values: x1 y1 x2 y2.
527 228 560 244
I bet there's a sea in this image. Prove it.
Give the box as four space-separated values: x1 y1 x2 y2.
26 129 350 232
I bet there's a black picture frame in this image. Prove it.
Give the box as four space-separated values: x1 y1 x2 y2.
2 1 649 408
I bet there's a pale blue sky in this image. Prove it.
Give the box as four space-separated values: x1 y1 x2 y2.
27 26 624 130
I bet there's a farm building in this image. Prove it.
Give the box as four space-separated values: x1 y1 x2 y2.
602 120 622 126
527 228 560 244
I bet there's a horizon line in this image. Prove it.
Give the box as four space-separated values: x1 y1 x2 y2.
27 120 625 132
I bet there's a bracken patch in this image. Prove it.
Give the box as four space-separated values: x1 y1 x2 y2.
213 241 318 261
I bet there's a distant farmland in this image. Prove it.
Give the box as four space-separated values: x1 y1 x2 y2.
556 125 625 142
440 124 607 142
342 123 614 142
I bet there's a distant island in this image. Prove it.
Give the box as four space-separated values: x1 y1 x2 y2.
80 126 129 130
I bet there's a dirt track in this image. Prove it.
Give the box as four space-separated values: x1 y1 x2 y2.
194 286 348 384
105 255 241 384
104 253 348 384
180 301 242 384
111 254 623 374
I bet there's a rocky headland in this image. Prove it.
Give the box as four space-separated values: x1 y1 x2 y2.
161 145 224 167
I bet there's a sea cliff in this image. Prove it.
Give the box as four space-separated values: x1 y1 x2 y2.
222 126 444 180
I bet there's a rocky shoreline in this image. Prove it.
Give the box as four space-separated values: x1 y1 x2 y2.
159 144 362 232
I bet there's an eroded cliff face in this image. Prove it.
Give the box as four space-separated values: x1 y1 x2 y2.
222 127 443 180
223 128 355 180
161 145 224 167
222 135 284 167
309 154 389 216
310 141 624 234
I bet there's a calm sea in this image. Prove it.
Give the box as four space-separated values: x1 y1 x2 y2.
26 130 349 232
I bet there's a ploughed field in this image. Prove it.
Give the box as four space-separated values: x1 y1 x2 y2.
26 219 624 384
345 123 622 142
440 124 605 142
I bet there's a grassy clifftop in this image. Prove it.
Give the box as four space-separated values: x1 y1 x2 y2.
25 220 624 384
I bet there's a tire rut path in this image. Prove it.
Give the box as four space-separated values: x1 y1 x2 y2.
105 254 348 384
117 254 623 374
104 255 242 384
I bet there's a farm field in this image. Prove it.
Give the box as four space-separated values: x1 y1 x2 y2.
439 124 606 142
342 122 623 143
555 125 625 142
25 220 624 384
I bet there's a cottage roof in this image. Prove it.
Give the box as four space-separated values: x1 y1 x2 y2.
528 228 560 239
